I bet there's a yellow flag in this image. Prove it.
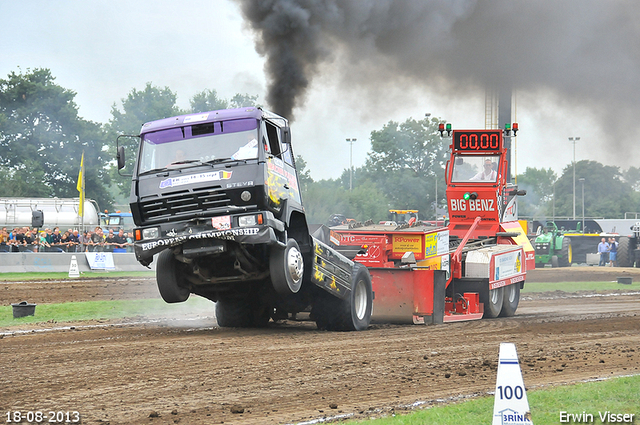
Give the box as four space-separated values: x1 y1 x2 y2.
77 152 84 192
77 152 84 217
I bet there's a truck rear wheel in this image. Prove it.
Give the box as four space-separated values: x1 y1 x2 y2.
215 296 271 328
499 283 520 317
215 298 251 327
270 238 304 295
346 263 373 330
480 285 504 318
156 250 190 303
313 263 372 331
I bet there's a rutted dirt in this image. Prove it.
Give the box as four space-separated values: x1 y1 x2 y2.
1 267 639 425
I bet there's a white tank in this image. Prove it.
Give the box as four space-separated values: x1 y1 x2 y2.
0 197 100 231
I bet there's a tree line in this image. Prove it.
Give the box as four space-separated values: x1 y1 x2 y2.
2 68 640 225
0 68 257 209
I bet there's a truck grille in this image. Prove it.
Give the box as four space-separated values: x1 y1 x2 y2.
139 185 230 222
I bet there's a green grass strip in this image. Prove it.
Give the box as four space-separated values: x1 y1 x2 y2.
0 271 155 281
1 296 213 327
347 375 640 424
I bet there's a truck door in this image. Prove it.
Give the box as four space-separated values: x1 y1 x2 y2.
263 120 302 213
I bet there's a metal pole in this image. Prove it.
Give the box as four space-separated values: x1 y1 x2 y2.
424 112 438 226
580 178 585 232
569 137 580 220
346 138 356 191
570 137 575 220
552 183 555 221
425 113 434 224
350 139 354 191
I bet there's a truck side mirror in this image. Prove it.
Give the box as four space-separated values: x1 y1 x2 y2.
117 146 125 170
282 126 291 145
116 134 138 177
278 126 295 164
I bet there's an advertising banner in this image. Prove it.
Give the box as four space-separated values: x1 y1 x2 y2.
85 252 116 270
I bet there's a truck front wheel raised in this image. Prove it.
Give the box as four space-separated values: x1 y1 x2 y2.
270 238 304 295
156 250 190 303
480 285 504 319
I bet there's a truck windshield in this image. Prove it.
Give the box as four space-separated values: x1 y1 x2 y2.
451 155 500 183
138 118 259 174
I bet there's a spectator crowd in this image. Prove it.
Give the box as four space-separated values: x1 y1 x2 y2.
0 226 133 253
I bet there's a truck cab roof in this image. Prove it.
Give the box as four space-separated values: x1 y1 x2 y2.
139 107 286 134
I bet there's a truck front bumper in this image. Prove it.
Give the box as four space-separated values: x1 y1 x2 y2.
133 212 284 265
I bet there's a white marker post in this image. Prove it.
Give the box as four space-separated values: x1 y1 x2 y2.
68 255 80 278
492 342 533 425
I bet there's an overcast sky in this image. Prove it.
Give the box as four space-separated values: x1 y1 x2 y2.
1 0 637 181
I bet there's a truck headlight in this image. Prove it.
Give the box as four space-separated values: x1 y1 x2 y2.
142 227 160 240
238 214 263 227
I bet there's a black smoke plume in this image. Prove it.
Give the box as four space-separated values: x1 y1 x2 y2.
235 0 640 149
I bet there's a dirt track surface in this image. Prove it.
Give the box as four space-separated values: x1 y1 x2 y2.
1 268 640 425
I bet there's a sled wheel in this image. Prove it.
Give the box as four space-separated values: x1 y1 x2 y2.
499 283 520 317
481 284 504 319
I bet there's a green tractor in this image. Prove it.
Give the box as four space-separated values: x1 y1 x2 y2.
617 222 640 267
533 222 573 268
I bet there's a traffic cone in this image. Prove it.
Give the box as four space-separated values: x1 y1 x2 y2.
68 255 80 278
